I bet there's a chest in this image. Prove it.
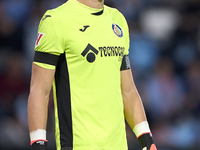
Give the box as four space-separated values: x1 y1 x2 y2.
61 14 126 63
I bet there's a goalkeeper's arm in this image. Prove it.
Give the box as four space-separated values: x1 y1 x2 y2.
27 63 55 149
121 69 157 150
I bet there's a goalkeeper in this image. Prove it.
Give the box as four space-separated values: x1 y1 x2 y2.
27 0 157 150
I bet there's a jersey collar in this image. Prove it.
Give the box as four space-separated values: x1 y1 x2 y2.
91 9 104 16
72 0 104 16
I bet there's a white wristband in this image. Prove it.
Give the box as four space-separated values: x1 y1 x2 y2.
30 129 46 141
132 121 151 138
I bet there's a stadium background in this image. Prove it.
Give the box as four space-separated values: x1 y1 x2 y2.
0 0 199 149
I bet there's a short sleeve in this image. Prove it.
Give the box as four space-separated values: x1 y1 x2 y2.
123 17 130 56
33 10 64 69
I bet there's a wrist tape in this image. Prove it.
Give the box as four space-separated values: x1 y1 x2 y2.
30 129 47 145
133 121 151 138
133 121 156 150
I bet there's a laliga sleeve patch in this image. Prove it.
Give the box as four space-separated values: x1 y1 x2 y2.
120 55 131 71
35 32 45 47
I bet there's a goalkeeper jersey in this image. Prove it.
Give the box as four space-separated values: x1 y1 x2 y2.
34 0 130 149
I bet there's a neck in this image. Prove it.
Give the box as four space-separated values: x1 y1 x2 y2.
77 0 104 9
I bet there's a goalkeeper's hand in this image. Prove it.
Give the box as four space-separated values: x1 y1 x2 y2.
138 133 157 150
31 140 47 150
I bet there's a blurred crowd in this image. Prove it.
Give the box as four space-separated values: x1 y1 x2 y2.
0 0 200 150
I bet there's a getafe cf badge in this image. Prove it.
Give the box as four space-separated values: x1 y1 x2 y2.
112 23 123 38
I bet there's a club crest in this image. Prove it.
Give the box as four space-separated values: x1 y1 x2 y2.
112 23 123 38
